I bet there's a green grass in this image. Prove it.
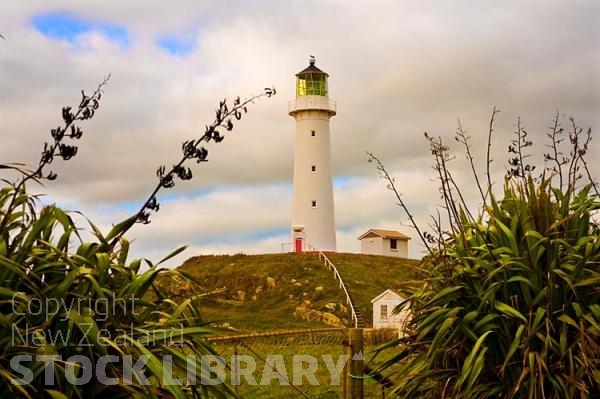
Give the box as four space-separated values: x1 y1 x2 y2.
209 337 401 399
169 253 420 333
156 252 419 397
213 341 345 398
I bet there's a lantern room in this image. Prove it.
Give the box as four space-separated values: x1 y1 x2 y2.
295 56 329 97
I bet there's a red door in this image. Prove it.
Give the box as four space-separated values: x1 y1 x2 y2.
295 238 303 253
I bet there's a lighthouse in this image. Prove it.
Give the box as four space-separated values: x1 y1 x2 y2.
289 56 337 252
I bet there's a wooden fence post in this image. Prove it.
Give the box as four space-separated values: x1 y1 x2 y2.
232 343 238 392
349 328 364 398
342 348 347 398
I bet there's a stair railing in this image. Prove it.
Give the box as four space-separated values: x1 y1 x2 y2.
304 243 361 328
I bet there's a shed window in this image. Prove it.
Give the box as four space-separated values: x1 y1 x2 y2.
311 165 316 172
311 200 317 208
311 130 316 137
390 239 398 250
380 305 388 320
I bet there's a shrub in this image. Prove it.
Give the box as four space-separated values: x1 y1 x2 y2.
369 112 600 398
1 79 275 398
1 183 234 398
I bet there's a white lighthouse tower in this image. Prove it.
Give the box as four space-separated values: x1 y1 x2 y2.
289 56 337 252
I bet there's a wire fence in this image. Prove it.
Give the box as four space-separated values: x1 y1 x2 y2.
206 328 400 399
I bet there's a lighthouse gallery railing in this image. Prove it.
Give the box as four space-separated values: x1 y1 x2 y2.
288 96 337 114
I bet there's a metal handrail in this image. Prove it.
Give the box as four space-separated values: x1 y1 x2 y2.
304 243 360 328
319 252 359 328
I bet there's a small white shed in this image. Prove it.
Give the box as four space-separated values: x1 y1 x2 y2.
357 229 410 258
371 289 410 330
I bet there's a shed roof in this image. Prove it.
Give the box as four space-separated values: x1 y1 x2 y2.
357 229 411 241
370 288 405 303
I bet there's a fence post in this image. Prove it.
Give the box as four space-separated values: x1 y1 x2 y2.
349 328 364 399
343 351 348 399
232 343 238 392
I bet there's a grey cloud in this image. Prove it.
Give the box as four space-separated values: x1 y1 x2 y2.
1 1 598 259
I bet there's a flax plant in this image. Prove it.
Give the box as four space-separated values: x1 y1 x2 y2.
1 79 274 398
369 111 600 398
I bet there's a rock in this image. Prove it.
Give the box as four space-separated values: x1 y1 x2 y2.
321 312 343 327
323 303 348 314
324 302 337 312
291 278 297 284
255 286 263 295
237 291 246 301
293 306 309 320
315 286 324 292
293 282 302 287
293 306 344 327
303 300 311 306
222 322 231 329
266 277 276 289
251 295 258 301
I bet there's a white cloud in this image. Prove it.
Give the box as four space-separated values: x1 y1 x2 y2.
1 1 598 264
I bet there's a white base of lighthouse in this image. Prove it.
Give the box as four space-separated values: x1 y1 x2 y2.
290 96 337 252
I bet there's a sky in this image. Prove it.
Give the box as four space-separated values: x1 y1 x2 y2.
1 1 599 267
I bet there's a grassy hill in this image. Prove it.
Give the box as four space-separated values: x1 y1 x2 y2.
168 252 420 333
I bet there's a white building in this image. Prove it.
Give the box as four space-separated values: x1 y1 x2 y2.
289 57 337 252
371 289 410 330
358 229 410 258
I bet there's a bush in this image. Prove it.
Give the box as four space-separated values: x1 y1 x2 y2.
1 79 274 398
1 183 235 398
369 112 600 398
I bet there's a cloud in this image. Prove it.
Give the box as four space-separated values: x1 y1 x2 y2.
1 1 598 264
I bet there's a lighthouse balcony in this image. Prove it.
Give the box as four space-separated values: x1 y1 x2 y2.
288 96 336 116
